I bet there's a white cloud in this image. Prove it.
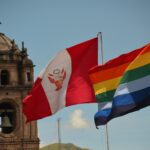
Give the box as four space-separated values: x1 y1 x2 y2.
69 109 88 129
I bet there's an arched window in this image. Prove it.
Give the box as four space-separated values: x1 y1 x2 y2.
27 72 31 82
1 70 9 85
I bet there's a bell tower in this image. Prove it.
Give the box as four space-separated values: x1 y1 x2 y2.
0 33 39 150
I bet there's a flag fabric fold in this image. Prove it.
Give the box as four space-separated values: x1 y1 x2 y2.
23 37 98 122
89 43 150 126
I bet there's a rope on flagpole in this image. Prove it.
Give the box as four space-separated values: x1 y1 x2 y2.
97 32 110 150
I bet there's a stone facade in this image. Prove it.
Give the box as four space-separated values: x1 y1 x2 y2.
0 33 39 150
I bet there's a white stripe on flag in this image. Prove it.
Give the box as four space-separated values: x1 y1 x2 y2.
98 102 112 110
41 49 72 114
114 75 150 97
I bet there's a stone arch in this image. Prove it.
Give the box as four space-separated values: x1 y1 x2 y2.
0 99 19 135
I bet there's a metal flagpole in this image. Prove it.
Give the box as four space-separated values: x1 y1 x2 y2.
105 123 110 150
97 32 110 150
57 118 61 150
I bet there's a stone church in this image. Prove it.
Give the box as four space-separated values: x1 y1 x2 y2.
0 33 39 150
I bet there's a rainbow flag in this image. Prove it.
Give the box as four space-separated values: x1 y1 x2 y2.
89 43 150 126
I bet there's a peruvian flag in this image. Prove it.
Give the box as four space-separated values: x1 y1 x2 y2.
23 37 98 122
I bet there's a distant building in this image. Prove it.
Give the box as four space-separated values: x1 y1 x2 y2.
0 33 39 150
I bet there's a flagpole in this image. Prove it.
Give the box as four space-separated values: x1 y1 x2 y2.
105 123 110 150
57 118 61 150
97 32 110 150
97 32 104 65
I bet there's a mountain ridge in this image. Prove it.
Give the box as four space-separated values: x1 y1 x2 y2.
40 143 91 150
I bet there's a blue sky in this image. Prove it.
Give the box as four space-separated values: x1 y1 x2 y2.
0 0 150 150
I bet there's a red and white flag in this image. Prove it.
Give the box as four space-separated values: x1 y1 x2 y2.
23 37 98 122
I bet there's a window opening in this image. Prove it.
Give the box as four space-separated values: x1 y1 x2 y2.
1 70 9 85
27 72 31 82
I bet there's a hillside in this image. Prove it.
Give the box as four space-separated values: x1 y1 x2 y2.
40 143 90 150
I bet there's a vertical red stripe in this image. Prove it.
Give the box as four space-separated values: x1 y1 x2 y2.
22 78 52 122
66 38 98 106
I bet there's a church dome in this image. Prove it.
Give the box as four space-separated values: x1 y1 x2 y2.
0 33 13 51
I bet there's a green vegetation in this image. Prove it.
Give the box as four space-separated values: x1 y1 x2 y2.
40 143 90 150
